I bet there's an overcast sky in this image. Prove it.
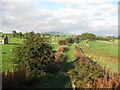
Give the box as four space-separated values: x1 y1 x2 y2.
1 0 118 36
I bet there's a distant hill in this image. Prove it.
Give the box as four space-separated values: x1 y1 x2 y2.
48 32 66 34
40 32 77 37
41 32 67 35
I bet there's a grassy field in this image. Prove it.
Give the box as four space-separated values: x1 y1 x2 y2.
78 40 86 47
78 40 118 73
50 37 71 50
1 35 119 88
2 37 24 72
1 36 68 72
49 37 68 43
88 40 118 57
63 45 75 62
1 35 118 73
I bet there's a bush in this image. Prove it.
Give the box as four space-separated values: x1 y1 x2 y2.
65 38 74 44
73 37 80 43
58 38 75 45
68 57 104 88
58 40 66 45
63 47 69 52
78 33 96 40
2 52 6 54
85 71 120 88
12 36 58 77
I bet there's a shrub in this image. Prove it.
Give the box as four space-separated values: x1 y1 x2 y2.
85 70 120 88
73 37 80 43
2 52 6 54
12 36 58 77
78 33 96 40
68 57 104 88
63 47 69 52
65 38 74 44
58 40 66 45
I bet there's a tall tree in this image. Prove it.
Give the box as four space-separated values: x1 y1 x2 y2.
18 32 23 38
12 30 17 38
73 37 80 43
79 33 96 40
106 36 115 42
65 38 74 44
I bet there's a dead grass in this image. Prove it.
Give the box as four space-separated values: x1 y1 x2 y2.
54 46 66 62
85 69 120 88
57 46 66 52
73 50 83 59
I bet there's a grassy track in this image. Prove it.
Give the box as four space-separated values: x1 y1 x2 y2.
51 44 60 50
64 45 75 62
78 40 86 47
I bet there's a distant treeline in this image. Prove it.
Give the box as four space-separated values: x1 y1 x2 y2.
1 31 119 41
58 33 118 45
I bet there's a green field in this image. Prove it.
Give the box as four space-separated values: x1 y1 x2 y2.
78 40 118 73
49 37 69 43
1 36 68 72
2 37 24 72
87 40 118 57
1 35 119 88
49 37 71 50
1 36 118 73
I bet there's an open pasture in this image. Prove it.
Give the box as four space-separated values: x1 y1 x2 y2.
50 37 69 50
2 37 24 72
49 37 68 43
80 40 118 73
1 36 68 71
1 35 119 73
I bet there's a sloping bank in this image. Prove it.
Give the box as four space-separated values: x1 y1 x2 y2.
35 43 120 88
80 40 118 73
67 44 120 88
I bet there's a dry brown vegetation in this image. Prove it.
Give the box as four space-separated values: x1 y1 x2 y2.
74 50 83 59
54 46 66 61
57 46 66 52
70 46 120 89
85 71 120 88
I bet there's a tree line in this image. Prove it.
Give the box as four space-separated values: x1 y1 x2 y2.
12 30 117 42
12 30 41 39
58 33 117 45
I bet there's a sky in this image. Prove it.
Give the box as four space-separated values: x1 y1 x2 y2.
1 0 119 36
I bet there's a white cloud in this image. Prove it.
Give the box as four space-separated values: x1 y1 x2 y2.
2 0 32 2
39 0 119 5
1 0 118 36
